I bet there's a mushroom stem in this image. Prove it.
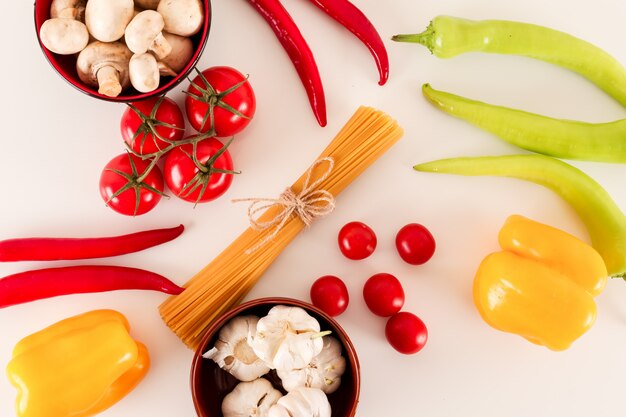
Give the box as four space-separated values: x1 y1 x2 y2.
50 0 86 21
157 62 178 77
97 66 122 97
151 33 172 59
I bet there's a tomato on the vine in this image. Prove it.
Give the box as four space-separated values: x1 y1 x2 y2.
385 312 428 355
163 138 237 204
310 275 349 317
363 273 405 317
396 223 436 265
120 96 185 155
185 66 256 137
338 221 377 260
99 153 164 216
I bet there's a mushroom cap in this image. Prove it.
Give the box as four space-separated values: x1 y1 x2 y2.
125 10 166 54
134 0 161 9
40 18 89 55
85 0 134 42
76 41 132 88
159 32 193 74
157 0 204 37
129 53 160 93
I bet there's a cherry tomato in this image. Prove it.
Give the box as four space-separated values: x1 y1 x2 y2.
185 66 256 137
338 221 377 260
396 223 436 265
385 312 428 354
99 153 164 216
362 273 404 317
163 138 235 204
310 275 349 317
120 96 185 155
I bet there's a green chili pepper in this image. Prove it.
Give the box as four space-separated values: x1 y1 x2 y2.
414 154 626 277
421 83 626 163
392 16 626 107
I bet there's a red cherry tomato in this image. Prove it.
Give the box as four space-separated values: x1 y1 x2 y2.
120 96 185 155
99 153 164 216
185 66 256 137
163 138 235 204
396 223 436 265
310 275 349 317
385 312 428 354
362 273 404 317
338 221 377 260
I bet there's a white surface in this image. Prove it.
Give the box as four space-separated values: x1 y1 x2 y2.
2 0 626 416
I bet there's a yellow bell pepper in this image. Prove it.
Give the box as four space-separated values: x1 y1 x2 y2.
6 309 150 417
473 215 608 351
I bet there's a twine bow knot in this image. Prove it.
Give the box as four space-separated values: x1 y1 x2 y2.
234 158 336 254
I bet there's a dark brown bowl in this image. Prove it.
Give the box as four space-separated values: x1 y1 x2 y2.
191 298 361 417
33 0 211 102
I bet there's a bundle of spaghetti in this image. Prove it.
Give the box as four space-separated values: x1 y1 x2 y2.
159 106 403 348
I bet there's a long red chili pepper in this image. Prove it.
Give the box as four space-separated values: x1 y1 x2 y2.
0 224 184 262
0 265 184 308
245 0 327 127
304 0 389 85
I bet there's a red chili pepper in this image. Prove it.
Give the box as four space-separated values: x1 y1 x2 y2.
0 265 184 308
304 0 389 85
245 0 327 127
0 224 184 262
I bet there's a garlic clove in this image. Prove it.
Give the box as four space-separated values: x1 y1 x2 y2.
251 306 325 371
277 336 346 394
222 378 282 417
203 315 270 381
268 387 331 417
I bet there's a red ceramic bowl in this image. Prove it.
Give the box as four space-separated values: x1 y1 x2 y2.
191 298 361 417
34 0 211 102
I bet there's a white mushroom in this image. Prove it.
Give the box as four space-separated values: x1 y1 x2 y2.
157 0 204 37
277 336 346 394
250 306 327 371
76 41 132 97
85 0 134 42
135 0 161 9
125 10 172 59
203 315 271 382
129 53 160 93
268 388 331 417
222 379 282 417
50 0 86 21
157 32 193 76
39 18 89 55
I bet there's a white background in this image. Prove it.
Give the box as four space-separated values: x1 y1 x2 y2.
3 0 626 416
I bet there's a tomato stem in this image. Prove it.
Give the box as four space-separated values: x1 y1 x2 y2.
184 68 252 134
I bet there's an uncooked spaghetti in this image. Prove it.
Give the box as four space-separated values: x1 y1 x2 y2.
159 106 403 348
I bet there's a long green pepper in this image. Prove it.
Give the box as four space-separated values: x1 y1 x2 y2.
422 84 626 163
414 155 626 277
392 16 626 107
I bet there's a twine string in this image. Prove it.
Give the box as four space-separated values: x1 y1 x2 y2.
233 157 336 254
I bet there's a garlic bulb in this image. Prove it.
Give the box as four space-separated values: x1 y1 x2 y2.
203 315 270 381
268 387 331 417
222 378 283 417
250 306 326 371
277 336 346 394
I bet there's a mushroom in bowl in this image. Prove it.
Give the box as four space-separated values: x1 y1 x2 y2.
34 0 212 102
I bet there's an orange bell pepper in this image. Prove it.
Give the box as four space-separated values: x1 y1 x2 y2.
474 215 608 350
6 309 150 417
